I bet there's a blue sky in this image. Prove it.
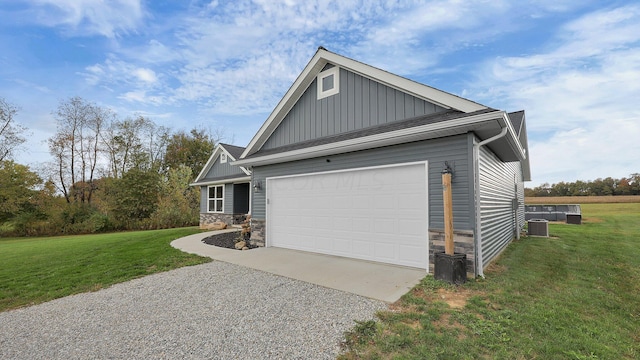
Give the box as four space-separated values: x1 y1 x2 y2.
1 0 638 186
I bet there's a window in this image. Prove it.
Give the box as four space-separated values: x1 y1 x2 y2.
220 153 227 163
317 66 339 99
208 185 224 213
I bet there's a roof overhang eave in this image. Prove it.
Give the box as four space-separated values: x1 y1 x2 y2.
189 175 251 187
233 111 525 167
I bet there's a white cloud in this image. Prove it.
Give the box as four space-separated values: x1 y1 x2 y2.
133 68 157 84
470 4 640 185
25 0 145 38
82 56 164 104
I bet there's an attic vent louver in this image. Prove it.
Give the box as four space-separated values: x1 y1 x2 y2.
317 66 339 100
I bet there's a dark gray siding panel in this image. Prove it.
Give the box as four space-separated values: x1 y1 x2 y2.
252 135 474 231
478 146 524 266
262 68 447 150
202 156 246 181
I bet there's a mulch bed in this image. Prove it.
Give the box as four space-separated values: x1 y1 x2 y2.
201 231 257 250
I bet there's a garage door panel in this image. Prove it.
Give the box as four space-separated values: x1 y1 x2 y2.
268 163 428 269
373 219 396 234
333 237 351 253
399 245 425 262
398 219 424 235
374 242 396 261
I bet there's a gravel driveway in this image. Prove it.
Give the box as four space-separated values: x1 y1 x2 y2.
0 261 386 359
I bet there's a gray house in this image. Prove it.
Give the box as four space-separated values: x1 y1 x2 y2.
191 143 251 227
201 48 531 277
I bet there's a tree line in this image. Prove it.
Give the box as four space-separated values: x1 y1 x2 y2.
0 96 218 236
525 174 640 197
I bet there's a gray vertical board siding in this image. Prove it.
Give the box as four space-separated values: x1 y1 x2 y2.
224 184 234 214
200 186 207 213
262 67 447 150
251 135 474 231
202 156 246 180
478 145 523 266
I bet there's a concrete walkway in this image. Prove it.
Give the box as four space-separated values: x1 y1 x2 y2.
171 230 426 303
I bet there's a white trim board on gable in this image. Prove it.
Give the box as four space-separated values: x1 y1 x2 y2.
241 48 488 159
192 143 251 186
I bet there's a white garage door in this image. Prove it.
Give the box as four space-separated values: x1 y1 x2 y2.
267 162 428 270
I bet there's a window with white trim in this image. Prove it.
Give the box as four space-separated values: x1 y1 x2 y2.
208 185 224 213
317 66 339 99
220 153 227 163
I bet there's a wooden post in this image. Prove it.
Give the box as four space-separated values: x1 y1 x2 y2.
442 170 454 255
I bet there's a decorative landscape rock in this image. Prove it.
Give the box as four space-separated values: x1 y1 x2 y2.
201 232 257 250
203 221 227 231
234 241 246 250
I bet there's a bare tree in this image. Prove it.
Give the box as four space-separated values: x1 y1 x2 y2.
101 115 170 178
47 97 110 204
0 97 27 162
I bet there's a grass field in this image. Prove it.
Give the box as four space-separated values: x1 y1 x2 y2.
340 203 640 359
0 228 209 312
525 195 640 204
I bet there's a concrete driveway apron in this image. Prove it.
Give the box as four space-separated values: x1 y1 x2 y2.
171 230 426 303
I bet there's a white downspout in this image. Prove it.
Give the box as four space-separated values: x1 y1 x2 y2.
473 125 508 278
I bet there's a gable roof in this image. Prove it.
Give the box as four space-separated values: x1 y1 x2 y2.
219 143 245 160
507 111 531 181
241 47 489 159
191 143 250 186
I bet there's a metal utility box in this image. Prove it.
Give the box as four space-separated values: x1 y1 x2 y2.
566 213 582 225
434 252 467 285
527 219 549 237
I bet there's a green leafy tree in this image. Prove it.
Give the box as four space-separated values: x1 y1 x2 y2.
164 128 216 179
0 161 41 222
150 165 199 228
105 168 161 228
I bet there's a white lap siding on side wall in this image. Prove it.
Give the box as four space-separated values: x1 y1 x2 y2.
478 145 524 269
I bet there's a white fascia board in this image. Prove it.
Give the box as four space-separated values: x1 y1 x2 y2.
218 144 251 175
498 112 527 161
193 146 222 183
240 48 488 159
233 111 509 167
190 176 251 187
320 51 488 113
241 51 328 159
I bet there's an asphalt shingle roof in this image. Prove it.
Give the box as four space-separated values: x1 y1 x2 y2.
245 108 497 159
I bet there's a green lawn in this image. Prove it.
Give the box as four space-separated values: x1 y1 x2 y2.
0 227 210 312
340 203 640 359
